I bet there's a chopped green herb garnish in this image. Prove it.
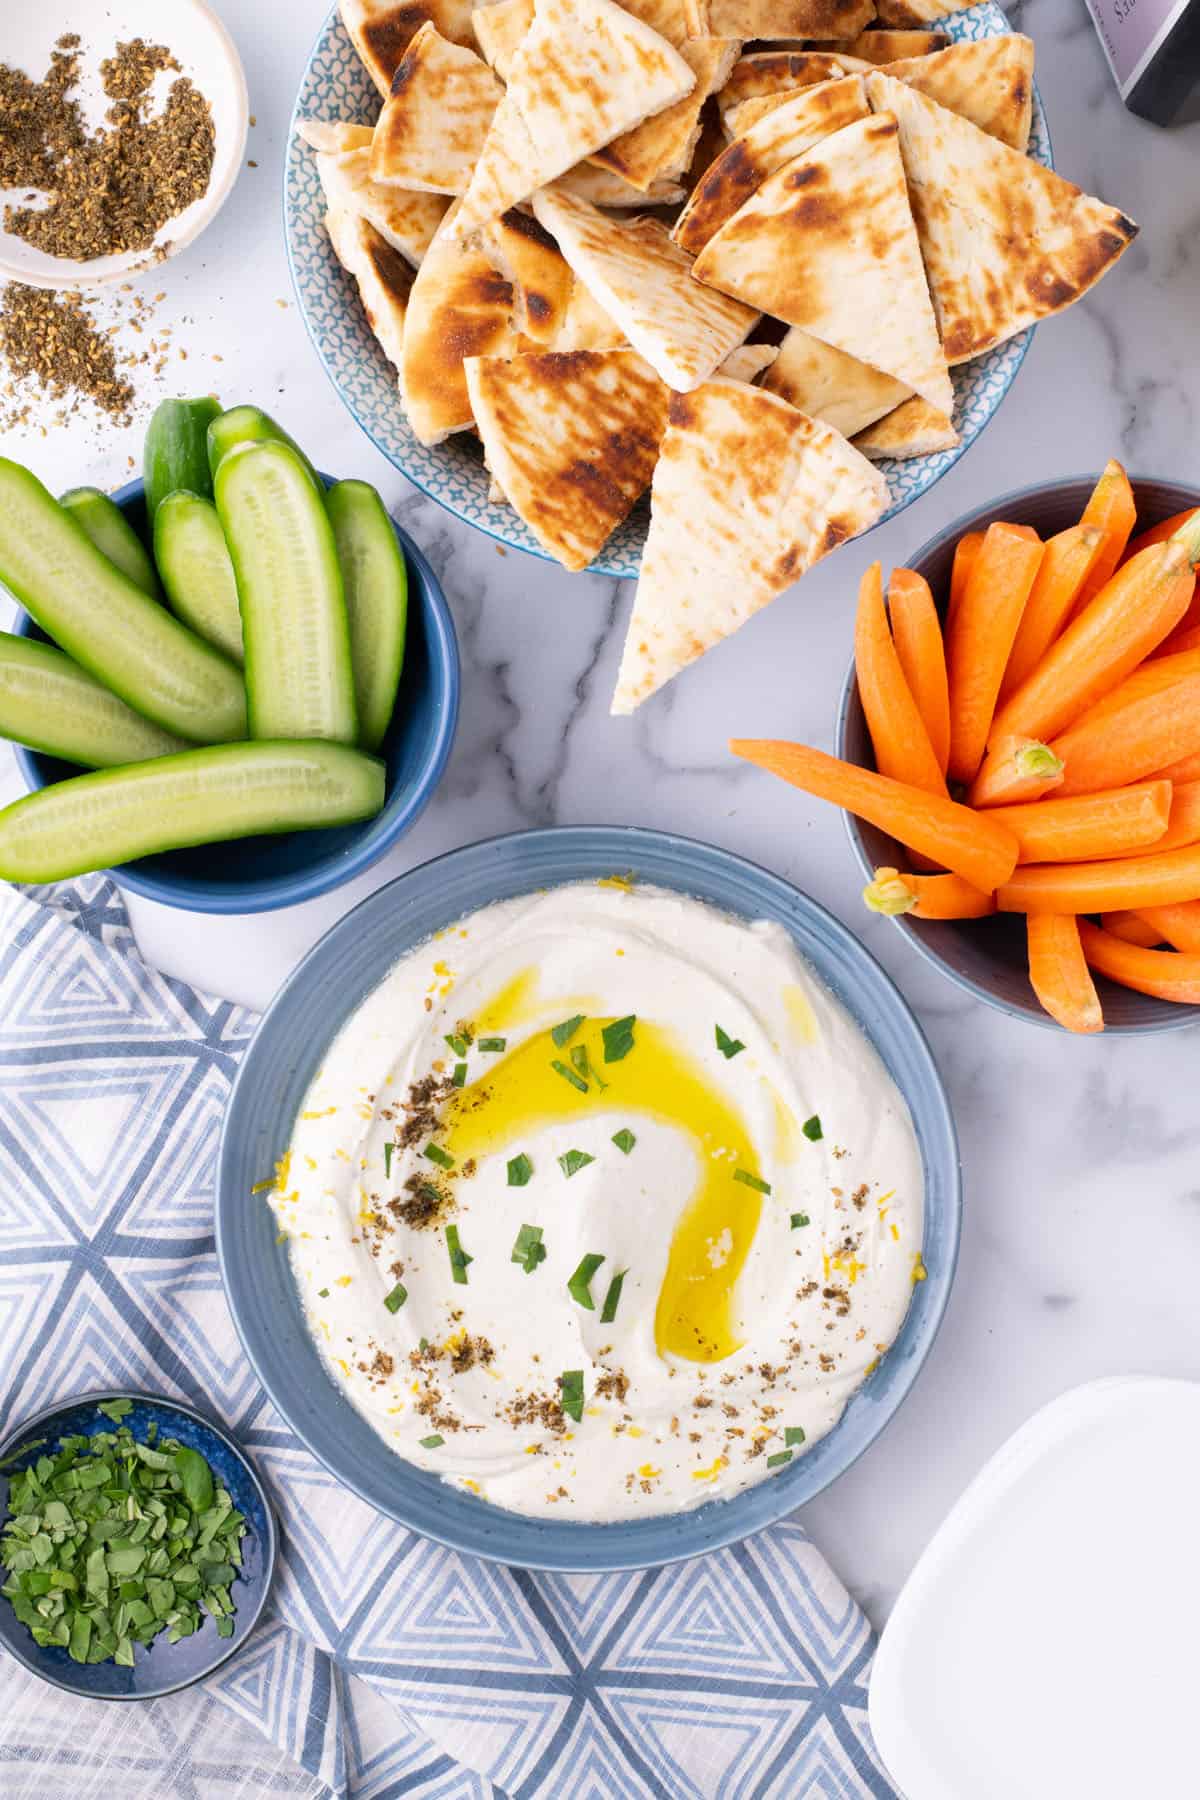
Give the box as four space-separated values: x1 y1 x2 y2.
419 1434 444 1450
97 1399 132 1423
419 1336 429 1350
733 1168 771 1194
784 1426 806 1447
570 1042 607 1089
601 1014 636 1062
451 1062 468 1088
715 1024 745 1059
444 1032 470 1058
508 1152 533 1186
790 1213 809 1230
802 1114 823 1142
445 1223 472 1284
551 1058 589 1094
551 1014 585 1048
384 1142 396 1177
600 1269 627 1323
477 1037 506 1053
558 1149 595 1179
424 1143 455 1170
612 1128 636 1155
766 1450 792 1469
318 1287 330 1297
559 1370 584 1423
567 1252 605 1309
384 1282 408 1313
511 1223 547 1273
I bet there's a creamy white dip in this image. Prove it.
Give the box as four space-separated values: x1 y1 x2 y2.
268 883 924 1522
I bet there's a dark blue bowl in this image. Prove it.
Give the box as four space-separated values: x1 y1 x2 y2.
0 1391 276 1700
11 476 459 914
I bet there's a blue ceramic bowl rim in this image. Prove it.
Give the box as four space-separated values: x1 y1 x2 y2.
835 470 1200 1037
216 823 962 1571
0 1388 278 1701
10 475 461 914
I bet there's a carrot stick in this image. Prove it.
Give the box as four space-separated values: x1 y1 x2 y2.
1101 911 1164 947
855 563 946 794
1026 914 1104 1033
729 740 1020 892
1123 508 1199 560
1109 781 1200 859
988 515 1200 749
1078 921 1200 1004
863 866 996 920
1072 459 1137 615
946 522 1043 783
968 735 1065 808
997 843 1200 915
1152 750 1200 784
1000 525 1104 702
888 569 951 775
1066 647 1200 734
1049 671 1200 796
946 530 984 637
1153 621 1200 659
1134 902 1200 954
986 780 1171 864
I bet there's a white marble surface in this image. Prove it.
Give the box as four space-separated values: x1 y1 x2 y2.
2 0 1199 1629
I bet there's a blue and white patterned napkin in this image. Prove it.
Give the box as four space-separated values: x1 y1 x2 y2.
0 875 897 1800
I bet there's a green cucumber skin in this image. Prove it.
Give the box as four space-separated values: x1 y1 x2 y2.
215 441 358 744
60 487 162 601
0 458 247 744
326 480 408 752
144 397 222 523
0 632 188 767
0 741 386 882
154 491 244 665
207 406 322 490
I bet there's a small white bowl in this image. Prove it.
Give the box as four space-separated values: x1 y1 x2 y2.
0 0 248 290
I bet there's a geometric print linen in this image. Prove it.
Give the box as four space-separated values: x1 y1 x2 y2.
0 875 897 1799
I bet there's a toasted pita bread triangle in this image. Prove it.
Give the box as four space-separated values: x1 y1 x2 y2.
590 34 740 191
853 394 957 459
611 378 887 713
315 148 449 264
828 29 948 61
532 187 757 389
454 0 697 236
471 0 532 80
881 36 1034 150
465 348 669 568
673 75 868 253
685 0 873 38
557 163 687 206
340 0 476 95
876 0 963 25
694 113 953 412
296 119 376 153
369 24 502 193
717 51 853 126
401 203 519 442
761 326 911 436
481 210 575 342
326 210 414 377
866 73 1138 362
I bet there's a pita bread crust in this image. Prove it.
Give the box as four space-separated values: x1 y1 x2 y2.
673 74 868 253
548 276 628 348
471 0 533 79
315 148 449 264
325 210 415 377
532 187 758 390
867 72 1138 362
590 34 740 191
340 0 476 95
875 0 964 24
401 203 519 443
828 29 947 60
297 119 376 152
694 112 953 412
761 326 909 435
853 393 957 458
718 342 778 381
881 36 1034 151
481 209 575 341
557 163 687 205
686 0 873 37
369 23 502 193
465 348 669 568
717 50 850 124
611 378 887 712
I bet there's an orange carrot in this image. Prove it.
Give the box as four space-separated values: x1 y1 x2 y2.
1153 621 1200 659
988 517 1200 749
1101 911 1164 947
1134 902 1200 954
968 736 1066 808
946 530 984 637
1078 921 1200 1004
1065 647 1200 733
997 843 1200 915
1049 672 1200 796
1072 459 1137 614
1123 508 1199 560
986 781 1171 864
946 522 1043 783
863 866 996 920
1152 750 1200 784
855 563 946 794
888 569 951 774
1110 782 1200 858
1026 914 1104 1033
729 740 1020 892
1000 525 1104 701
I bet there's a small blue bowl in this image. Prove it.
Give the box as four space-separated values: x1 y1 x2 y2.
217 825 961 1572
0 1391 276 1700
11 476 459 914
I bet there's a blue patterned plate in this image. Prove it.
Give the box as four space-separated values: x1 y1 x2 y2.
0 1391 276 1699
285 3 1051 577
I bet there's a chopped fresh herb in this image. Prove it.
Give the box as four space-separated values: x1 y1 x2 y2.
601 1014 636 1063
802 1114 823 1142
784 1426 806 1447
383 1282 408 1313
424 1143 455 1170
733 1169 771 1194
559 1370 584 1423
611 1128 636 1155
567 1252 605 1308
551 1014 585 1048
451 1062 468 1088
318 1287 330 1297
789 1214 809 1231
477 1037 506 1053
558 1149 595 1180
600 1269 627 1323
511 1223 547 1273
445 1224 472 1284
767 1450 792 1469
570 1042 607 1089
419 1336 429 1350
384 1142 396 1177
419 1434 444 1450
444 1032 470 1058
551 1059 589 1094
715 1024 745 1059
97 1399 132 1423
507 1152 533 1187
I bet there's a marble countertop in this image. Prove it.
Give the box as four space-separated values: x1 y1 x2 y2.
2 0 1198 1629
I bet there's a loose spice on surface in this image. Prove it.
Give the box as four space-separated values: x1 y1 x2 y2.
0 285 134 423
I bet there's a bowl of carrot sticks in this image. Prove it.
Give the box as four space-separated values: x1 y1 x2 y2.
731 467 1200 1034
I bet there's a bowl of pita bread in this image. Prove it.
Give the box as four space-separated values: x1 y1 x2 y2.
285 0 1136 716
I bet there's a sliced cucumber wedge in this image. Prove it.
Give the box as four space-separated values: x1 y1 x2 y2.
0 741 386 881
0 459 247 744
215 441 357 743
207 405 321 490
60 487 162 600
155 491 244 664
326 480 408 752
144 396 222 523
0 632 188 766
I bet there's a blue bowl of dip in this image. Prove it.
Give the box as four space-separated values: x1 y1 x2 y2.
216 826 962 1571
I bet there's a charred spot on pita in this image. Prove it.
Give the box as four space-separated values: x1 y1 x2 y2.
784 163 824 190
370 11 427 79
366 235 416 302
668 393 700 430
499 209 558 252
